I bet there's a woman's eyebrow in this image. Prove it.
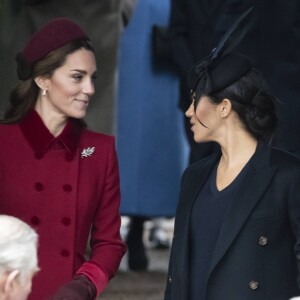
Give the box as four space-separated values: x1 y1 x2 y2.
70 69 87 74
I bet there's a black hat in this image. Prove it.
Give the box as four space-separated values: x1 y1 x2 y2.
188 7 253 100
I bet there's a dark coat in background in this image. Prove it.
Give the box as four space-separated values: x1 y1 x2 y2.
248 0 300 153
165 143 300 299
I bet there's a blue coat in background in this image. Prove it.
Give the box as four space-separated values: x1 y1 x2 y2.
117 0 188 217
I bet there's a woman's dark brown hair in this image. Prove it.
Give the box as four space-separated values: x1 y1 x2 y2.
1 39 94 125
208 69 278 140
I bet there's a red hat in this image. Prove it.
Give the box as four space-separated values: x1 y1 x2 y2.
16 18 89 80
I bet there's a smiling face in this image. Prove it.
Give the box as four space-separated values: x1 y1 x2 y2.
35 48 97 121
185 95 221 143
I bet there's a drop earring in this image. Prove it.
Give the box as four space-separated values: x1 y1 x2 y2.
42 89 47 96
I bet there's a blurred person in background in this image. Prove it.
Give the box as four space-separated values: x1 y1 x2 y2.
117 0 188 271
0 18 126 299
0 214 39 300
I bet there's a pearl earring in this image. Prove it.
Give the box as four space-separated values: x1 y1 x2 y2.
42 89 47 96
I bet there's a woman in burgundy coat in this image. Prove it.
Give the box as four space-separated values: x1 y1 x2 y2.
0 18 126 300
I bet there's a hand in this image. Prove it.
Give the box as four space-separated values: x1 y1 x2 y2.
48 275 96 300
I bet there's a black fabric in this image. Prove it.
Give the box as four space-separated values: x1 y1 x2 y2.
169 0 256 109
165 143 300 299
189 161 252 300
187 6 253 99
189 166 228 299
152 26 172 67
188 52 252 100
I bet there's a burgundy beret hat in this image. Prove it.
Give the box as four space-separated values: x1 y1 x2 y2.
16 18 89 80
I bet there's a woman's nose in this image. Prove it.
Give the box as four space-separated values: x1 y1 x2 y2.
83 79 95 96
185 102 194 118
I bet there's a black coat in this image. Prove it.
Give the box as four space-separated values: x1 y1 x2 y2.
165 143 300 299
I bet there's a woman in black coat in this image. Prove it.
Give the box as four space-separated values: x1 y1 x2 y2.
164 51 300 299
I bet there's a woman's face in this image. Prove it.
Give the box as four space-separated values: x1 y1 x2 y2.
40 48 97 120
185 95 220 143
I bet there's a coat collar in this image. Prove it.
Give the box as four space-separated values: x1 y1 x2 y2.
172 152 221 298
19 110 81 160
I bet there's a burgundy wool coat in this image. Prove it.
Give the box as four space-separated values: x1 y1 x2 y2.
0 110 127 300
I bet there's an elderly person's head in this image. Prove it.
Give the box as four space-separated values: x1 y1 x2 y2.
0 215 39 300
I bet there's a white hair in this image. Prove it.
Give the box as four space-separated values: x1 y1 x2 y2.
0 215 38 285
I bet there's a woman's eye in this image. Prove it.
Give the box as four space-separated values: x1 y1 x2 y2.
73 74 83 81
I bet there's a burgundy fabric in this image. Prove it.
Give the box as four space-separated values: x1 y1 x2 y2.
0 110 127 299
20 110 81 160
20 18 88 65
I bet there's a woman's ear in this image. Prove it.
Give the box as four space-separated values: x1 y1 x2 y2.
34 76 49 91
219 98 232 118
4 270 20 295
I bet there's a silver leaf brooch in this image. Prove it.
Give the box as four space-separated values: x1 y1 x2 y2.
81 147 95 158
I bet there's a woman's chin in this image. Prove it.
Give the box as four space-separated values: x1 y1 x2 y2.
193 135 210 144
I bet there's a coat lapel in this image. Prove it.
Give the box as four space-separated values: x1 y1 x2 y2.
173 154 220 298
207 142 278 277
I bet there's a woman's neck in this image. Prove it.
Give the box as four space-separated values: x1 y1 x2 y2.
218 128 258 170
215 130 257 191
34 101 67 137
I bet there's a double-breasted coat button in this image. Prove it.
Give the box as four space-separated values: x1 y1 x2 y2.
62 217 71 226
34 182 44 191
249 280 259 290
60 250 70 258
63 184 72 192
31 216 40 226
35 153 43 160
168 276 172 284
258 236 268 246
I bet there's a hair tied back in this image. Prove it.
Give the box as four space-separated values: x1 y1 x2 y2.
16 53 32 81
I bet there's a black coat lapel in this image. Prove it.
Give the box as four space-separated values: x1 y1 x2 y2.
207 143 278 277
173 154 220 298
